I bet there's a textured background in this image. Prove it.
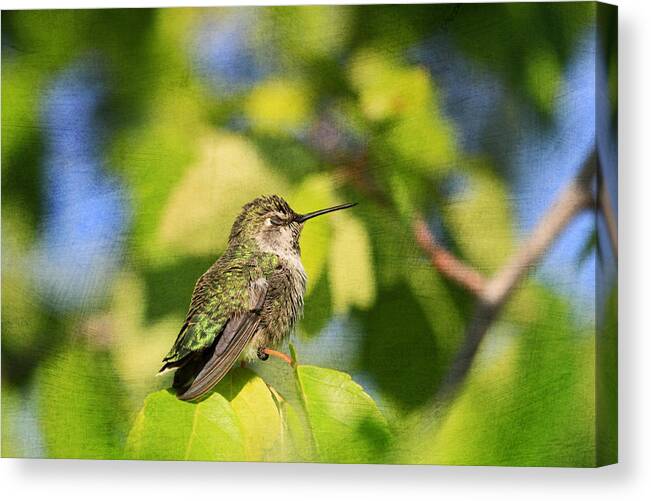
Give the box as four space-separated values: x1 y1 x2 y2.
2 2 617 465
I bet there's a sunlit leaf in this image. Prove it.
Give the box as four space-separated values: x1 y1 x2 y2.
328 213 376 314
126 368 281 461
245 79 313 135
291 174 337 294
214 369 282 460
443 161 514 272
349 51 422 121
126 389 245 461
267 384 317 462
157 131 288 257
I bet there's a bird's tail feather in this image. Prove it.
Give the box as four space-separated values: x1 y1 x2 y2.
171 350 213 396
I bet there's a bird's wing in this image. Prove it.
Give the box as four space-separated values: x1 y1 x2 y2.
161 264 247 367
176 278 268 401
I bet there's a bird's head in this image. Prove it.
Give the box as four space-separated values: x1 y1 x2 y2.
229 195 356 255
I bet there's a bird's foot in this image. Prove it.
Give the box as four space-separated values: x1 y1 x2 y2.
257 348 292 365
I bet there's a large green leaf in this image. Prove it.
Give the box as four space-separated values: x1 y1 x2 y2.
126 368 282 461
216 369 283 460
126 389 245 461
266 385 317 462
126 363 390 463
294 364 391 463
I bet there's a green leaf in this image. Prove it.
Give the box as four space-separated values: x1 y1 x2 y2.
126 359 391 464
443 161 514 273
126 368 282 461
328 213 376 314
126 389 245 461
214 369 282 460
348 50 457 173
245 79 314 135
156 132 289 260
291 174 337 295
267 384 317 462
295 365 391 463
299 271 333 338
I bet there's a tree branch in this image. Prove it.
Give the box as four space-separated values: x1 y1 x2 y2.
437 153 597 399
412 214 487 296
334 160 488 294
329 138 598 404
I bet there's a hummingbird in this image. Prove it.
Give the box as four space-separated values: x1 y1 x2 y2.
159 195 356 401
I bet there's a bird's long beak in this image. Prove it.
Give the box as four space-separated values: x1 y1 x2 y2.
294 202 357 223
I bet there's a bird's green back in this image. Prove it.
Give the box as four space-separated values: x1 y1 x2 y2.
163 243 280 363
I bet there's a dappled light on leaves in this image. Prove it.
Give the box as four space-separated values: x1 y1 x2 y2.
2 3 615 465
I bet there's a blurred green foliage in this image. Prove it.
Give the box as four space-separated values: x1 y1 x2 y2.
1 3 616 465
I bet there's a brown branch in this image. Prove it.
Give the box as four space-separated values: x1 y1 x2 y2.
334 160 488 294
412 214 487 296
331 140 598 405
436 153 597 400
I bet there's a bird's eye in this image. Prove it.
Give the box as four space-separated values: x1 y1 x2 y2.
270 216 284 226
